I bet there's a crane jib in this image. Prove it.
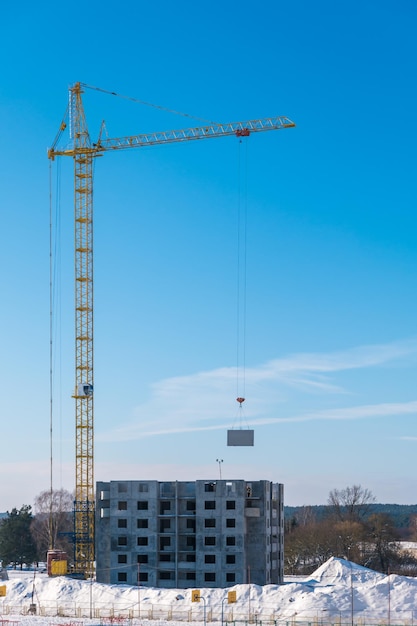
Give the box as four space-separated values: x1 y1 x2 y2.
48 116 295 159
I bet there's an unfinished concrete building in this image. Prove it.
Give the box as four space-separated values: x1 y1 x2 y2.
95 479 284 588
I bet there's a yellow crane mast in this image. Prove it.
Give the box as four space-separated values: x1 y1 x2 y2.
48 81 295 577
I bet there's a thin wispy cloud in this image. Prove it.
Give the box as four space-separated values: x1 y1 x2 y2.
264 339 417 374
254 400 417 426
396 436 417 442
97 338 417 442
99 401 417 441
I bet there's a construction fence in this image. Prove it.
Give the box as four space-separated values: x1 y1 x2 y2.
0 605 417 626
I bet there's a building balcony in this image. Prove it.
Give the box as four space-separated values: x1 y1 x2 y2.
245 507 260 517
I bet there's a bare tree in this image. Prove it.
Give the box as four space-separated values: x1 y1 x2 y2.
295 505 318 527
284 519 336 575
333 519 366 563
409 514 417 541
30 489 73 563
364 512 400 573
328 485 376 522
285 487 417 576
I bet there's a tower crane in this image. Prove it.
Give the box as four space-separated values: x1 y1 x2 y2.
48 81 295 577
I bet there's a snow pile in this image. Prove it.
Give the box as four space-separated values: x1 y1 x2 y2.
0 558 416 625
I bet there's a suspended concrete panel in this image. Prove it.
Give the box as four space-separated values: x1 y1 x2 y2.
227 429 254 446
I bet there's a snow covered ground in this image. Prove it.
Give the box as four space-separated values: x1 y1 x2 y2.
1 558 417 626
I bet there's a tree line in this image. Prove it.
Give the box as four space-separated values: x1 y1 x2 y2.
1 484 416 577
0 489 73 569
285 485 417 576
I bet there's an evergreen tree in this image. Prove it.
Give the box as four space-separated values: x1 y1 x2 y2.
0 505 38 568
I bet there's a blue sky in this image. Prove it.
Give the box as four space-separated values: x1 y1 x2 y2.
1 0 417 510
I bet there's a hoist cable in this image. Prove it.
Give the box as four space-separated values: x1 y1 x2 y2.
49 156 64 548
236 138 248 411
242 138 248 399
48 160 54 549
53 160 63 490
236 141 242 399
